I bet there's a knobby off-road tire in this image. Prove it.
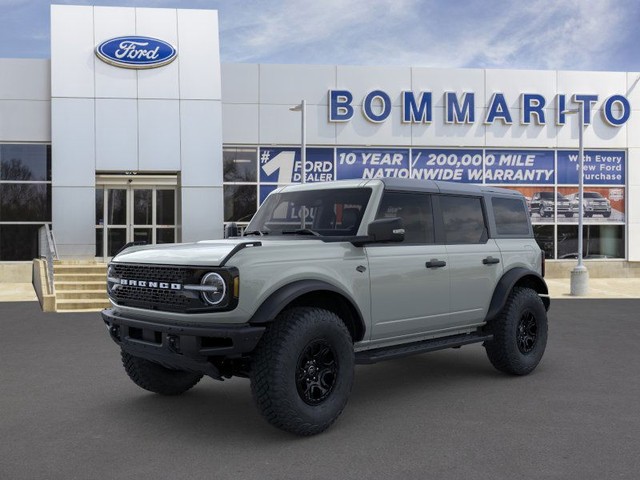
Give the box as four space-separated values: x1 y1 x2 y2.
485 287 548 376
250 307 355 436
121 351 203 395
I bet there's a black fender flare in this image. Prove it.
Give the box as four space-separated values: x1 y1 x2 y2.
485 268 550 322
248 280 367 341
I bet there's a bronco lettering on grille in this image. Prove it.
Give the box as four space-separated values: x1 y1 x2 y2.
119 279 182 290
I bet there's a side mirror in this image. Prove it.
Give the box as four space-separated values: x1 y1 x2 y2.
367 217 405 243
225 222 239 238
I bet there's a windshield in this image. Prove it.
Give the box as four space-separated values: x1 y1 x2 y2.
584 192 604 199
246 187 372 236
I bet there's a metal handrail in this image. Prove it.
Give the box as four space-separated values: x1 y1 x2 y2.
38 224 58 294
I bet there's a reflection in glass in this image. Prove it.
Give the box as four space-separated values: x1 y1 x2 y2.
0 184 51 222
107 189 126 225
133 228 152 244
440 196 486 244
376 192 434 244
96 228 104 257
0 224 41 260
156 190 175 225
0 144 51 181
533 225 555 260
223 147 257 182
95 188 104 225
107 228 127 257
133 189 153 225
156 228 175 244
557 225 624 259
492 197 530 235
224 185 257 222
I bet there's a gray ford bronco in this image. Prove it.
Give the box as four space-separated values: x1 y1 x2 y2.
102 178 550 435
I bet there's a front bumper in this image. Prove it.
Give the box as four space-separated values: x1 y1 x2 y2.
102 308 265 379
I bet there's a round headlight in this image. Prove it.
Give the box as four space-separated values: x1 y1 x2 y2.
107 265 115 294
201 272 226 305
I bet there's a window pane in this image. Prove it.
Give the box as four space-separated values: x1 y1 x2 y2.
95 188 104 226
376 192 434 244
0 144 51 181
156 189 175 225
0 224 41 260
534 225 555 260
224 185 257 222
156 227 175 244
0 184 51 221
492 197 530 235
223 147 257 182
107 189 126 225
133 189 152 225
440 195 486 244
528 188 556 224
133 228 152 244
107 228 127 257
557 225 624 259
95 228 104 257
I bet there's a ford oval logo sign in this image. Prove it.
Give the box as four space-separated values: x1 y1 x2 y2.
95 36 177 69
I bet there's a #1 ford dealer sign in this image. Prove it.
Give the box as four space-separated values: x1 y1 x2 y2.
95 36 177 69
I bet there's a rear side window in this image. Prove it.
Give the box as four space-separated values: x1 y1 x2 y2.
376 192 434 244
440 195 486 244
492 197 530 236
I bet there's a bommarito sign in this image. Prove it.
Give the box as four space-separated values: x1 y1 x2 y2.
328 90 631 127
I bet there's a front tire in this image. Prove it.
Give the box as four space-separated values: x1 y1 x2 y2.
484 287 548 375
250 307 354 436
538 206 546 218
121 351 203 395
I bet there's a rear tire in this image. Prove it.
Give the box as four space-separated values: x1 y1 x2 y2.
121 351 203 395
250 307 354 436
484 287 548 375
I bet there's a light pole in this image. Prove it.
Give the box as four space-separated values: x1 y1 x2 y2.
289 100 307 184
562 104 589 295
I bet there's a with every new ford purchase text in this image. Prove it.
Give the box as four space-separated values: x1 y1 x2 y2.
102 179 550 435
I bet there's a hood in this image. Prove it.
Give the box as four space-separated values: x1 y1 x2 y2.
111 237 324 267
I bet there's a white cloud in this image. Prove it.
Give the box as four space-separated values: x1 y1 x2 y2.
218 0 632 71
0 0 634 69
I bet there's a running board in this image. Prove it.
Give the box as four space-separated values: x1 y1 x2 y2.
355 332 493 365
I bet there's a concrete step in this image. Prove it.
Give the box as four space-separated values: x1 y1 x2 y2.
54 265 107 275
56 290 107 300
53 260 106 265
55 273 106 283
55 281 106 291
55 298 111 311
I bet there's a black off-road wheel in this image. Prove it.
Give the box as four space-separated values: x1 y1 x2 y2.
121 351 203 395
484 287 548 375
250 307 354 436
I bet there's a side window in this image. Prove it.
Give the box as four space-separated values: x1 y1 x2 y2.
492 197 530 236
376 192 434 244
440 195 486 244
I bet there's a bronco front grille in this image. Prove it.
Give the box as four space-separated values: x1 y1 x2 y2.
109 263 207 313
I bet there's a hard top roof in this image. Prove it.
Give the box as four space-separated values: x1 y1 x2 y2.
376 178 522 197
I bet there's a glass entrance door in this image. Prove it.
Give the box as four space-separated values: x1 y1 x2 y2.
96 180 177 259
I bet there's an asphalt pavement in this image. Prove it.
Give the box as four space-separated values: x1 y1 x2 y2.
1 300 639 480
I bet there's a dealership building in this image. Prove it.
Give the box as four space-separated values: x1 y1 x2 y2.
1 4 640 282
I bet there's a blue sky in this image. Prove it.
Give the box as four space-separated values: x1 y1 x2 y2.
1 0 639 71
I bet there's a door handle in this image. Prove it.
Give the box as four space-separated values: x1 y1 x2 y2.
483 256 500 265
426 259 447 268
